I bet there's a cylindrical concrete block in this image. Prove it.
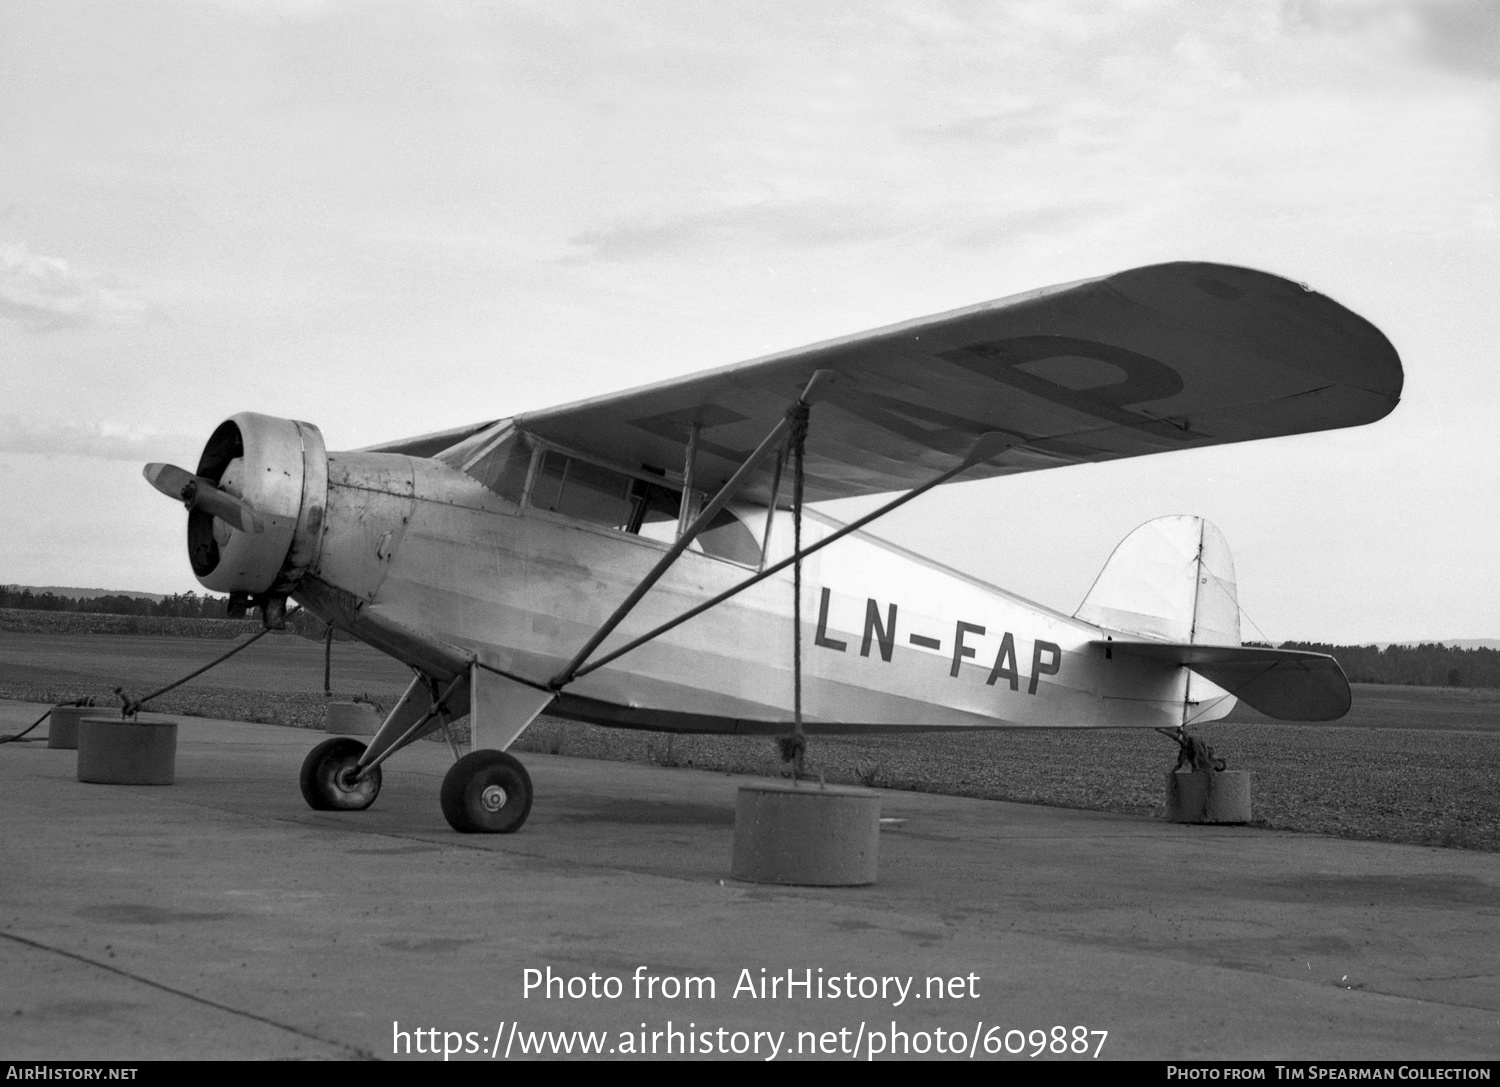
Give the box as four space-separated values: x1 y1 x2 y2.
732 781 880 886
47 706 92 750
77 715 177 786
1165 770 1251 824
326 701 381 736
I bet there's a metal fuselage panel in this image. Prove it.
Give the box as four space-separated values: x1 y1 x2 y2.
305 452 1197 732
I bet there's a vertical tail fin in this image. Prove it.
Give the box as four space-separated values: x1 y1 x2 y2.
1074 514 1239 646
1077 516 1241 725
1079 516 1351 722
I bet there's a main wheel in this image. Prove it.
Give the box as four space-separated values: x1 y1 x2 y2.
300 737 381 811
440 750 533 833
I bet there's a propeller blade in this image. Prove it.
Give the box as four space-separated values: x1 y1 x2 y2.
192 486 266 535
143 462 197 501
142 463 266 535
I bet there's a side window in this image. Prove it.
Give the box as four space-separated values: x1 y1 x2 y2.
528 449 566 511
463 430 532 504
531 451 637 530
697 508 762 566
518 445 763 568
625 477 681 538
436 421 509 470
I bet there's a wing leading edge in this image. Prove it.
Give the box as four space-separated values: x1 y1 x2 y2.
504 262 1401 504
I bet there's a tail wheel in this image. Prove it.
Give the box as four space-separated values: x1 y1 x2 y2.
440 750 532 833
300 737 381 811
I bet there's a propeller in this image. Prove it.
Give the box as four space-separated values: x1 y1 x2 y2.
143 462 265 535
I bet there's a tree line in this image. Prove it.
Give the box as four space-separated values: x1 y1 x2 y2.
0 586 230 618
1273 642 1500 690
0 586 336 639
3 586 1496 685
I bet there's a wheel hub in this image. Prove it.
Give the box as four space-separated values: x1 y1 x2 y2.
480 784 508 812
335 765 363 792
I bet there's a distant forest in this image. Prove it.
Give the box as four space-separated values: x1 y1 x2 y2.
3 586 1496 688
1 586 228 618
1277 642 1500 690
0 586 330 638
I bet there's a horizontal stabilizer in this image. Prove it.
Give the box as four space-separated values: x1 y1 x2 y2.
1099 641 1351 721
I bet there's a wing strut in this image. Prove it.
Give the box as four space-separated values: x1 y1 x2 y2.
548 369 844 691
560 429 1018 686
788 399 809 772
355 671 469 775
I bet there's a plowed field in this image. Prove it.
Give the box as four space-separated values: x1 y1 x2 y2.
3 628 1497 851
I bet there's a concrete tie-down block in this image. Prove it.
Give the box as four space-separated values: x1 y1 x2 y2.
732 781 880 886
326 701 381 736
1165 770 1252 824
76 715 177 786
46 706 92 750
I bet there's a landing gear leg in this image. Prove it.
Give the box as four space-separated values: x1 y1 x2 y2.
300 737 382 811
1156 727 1227 773
440 750 533 833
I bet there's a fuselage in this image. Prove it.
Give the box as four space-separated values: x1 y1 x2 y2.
293 448 1216 734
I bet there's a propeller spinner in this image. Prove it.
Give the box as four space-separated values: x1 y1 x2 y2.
143 462 266 535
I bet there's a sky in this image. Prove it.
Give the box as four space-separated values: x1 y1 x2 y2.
1 0 1496 644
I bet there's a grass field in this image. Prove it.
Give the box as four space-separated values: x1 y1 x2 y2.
3 628 1497 852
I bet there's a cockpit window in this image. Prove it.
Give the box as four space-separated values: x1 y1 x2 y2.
436 420 510 470
461 429 533 505
625 476 681 537
697 508 762 566
461 433 763 567
531 451 635 527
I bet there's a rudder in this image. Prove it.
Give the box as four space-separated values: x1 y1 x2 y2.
1077 515 1241 725
1074 514 1239 646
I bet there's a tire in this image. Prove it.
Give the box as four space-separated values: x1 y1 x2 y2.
440 750 533 833
300 737 381 811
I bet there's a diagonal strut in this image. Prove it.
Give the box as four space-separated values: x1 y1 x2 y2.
548 369 843 691
562 430 1018 686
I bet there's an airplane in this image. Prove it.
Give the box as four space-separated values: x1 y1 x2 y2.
142 261 1402 834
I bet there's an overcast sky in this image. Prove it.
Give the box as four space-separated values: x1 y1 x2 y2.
2 0 1496 644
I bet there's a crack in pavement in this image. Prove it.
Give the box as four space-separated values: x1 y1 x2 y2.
0 929 375 1060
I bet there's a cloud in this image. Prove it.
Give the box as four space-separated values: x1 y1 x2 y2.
0 243 149 331
565 199 912 262
0 416 197 463
942 199 1130 249
1284 0 1500 81
904 107 1063 147
559 0 1483 268
1414 0 1500 80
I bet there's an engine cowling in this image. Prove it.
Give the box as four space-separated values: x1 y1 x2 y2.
187 412 328 595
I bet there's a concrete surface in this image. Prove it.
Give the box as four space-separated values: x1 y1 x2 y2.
1 699 1496 1062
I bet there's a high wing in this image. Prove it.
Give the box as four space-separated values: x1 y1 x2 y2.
359 263 1401 504
501 262 1402 504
